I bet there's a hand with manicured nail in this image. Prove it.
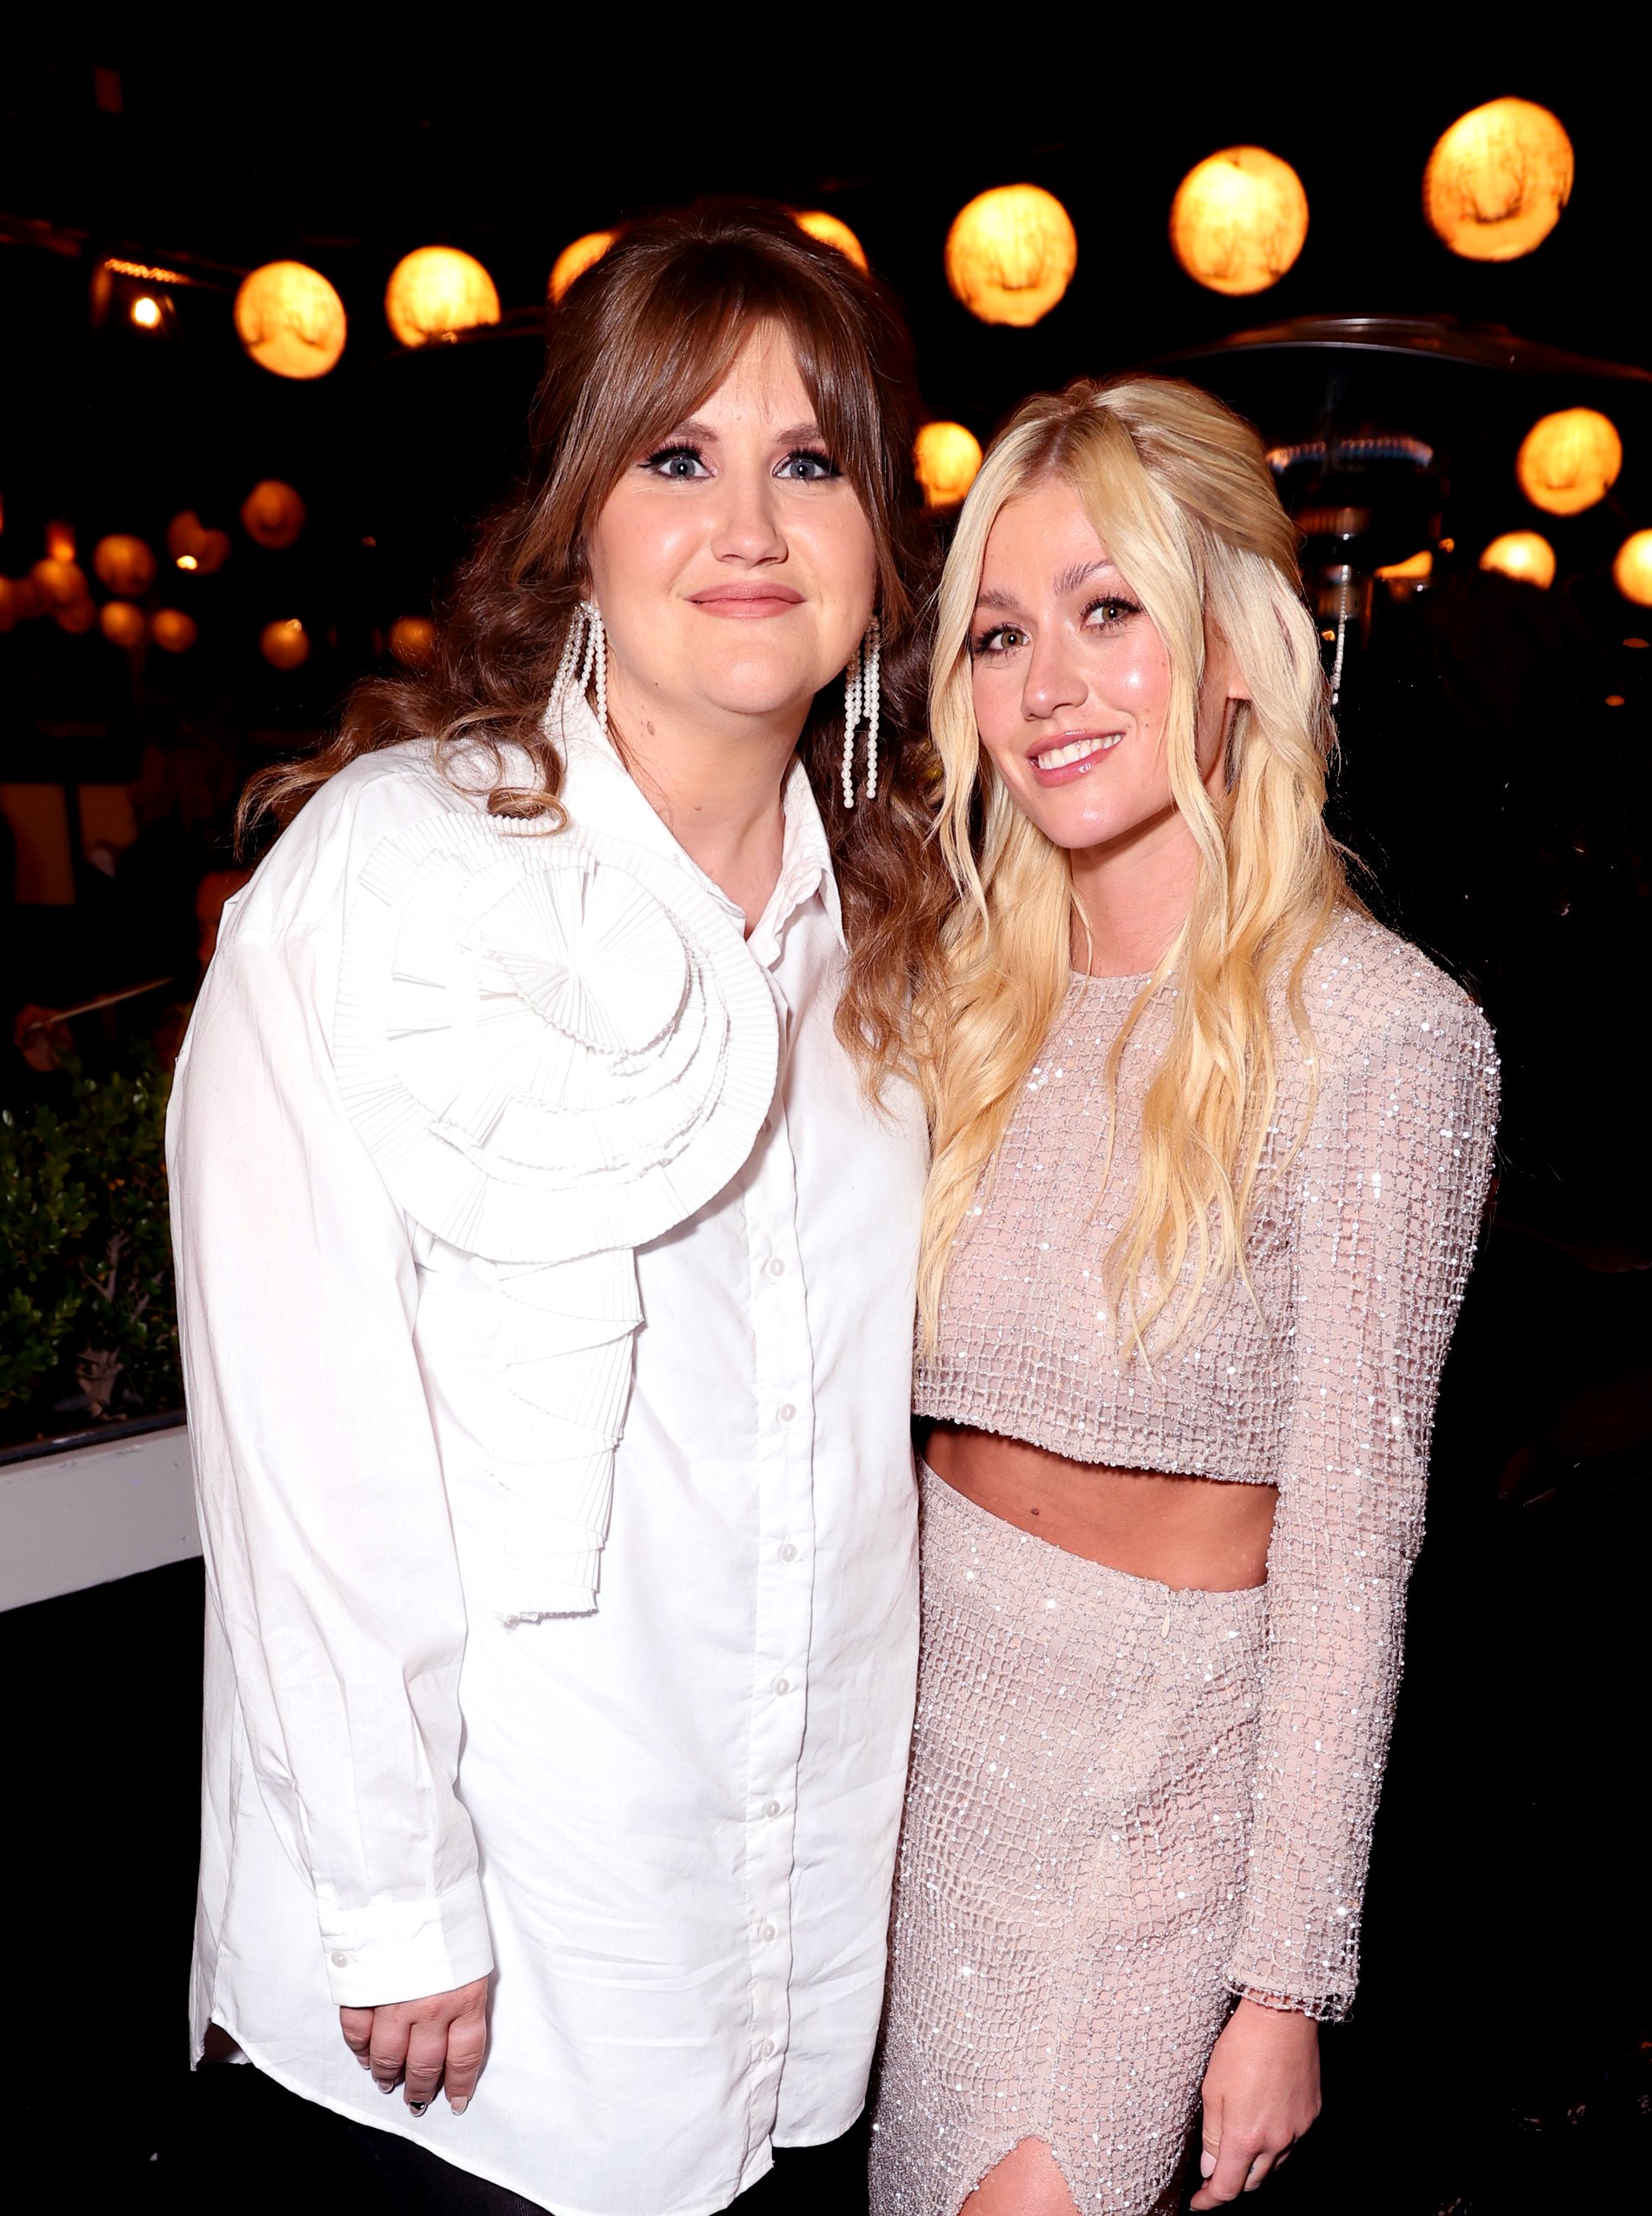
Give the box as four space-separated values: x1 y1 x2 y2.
337 1977 490 2117
1189 1998 1320 2206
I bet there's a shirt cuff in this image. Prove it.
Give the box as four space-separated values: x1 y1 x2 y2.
318 1878 494 2007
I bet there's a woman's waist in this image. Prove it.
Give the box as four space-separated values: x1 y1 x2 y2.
920 1421 1276 1593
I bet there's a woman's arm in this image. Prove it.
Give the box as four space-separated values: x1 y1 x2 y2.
170 924 493 2060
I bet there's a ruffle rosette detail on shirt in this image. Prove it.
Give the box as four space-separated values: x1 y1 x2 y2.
335 810 778 1620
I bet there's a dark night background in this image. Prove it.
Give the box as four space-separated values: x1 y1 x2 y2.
2 43 1648 2216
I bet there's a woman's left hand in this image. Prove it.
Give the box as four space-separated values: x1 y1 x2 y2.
1190 1996 1321 2206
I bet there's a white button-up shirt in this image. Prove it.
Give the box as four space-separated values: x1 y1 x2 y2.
169 708 927 2216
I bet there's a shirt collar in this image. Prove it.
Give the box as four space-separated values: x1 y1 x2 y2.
550 696 845 955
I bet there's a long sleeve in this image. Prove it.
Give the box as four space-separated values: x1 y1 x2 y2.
1226 989 1498 2018
170 922 492 2008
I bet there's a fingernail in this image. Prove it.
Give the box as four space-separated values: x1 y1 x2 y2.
1200 2152 1216 2178
450 2097 469 2117
378 2080 396 2095
356 2055 372 2071
409 2100 428 2117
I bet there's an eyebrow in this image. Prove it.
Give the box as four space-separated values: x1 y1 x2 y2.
657 416 825 447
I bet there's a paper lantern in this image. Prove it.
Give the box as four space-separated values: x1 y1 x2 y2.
1423 99 1574 263
93 534 157 596
130 295 162 329
794 211 868 270
100 601 148 648
384 246 500 347
151 608 199 652
31 557 89 608
548 230 617 304
1480 531 1555 589
0 576 43 629
389 615 437 669
55 596 97 634
45 520 77 563
1376 549 1433 583
1613 530 1652 608
261 617 310 670
1170 147 1309 296
945 186 1077 327
167 511 232 574
240 481 308 550
913 422 983 509
1516 409 1622 516
235 260 347 380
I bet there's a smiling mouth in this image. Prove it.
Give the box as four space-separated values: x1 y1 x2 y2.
689 585 804 616
1030 734 1123 770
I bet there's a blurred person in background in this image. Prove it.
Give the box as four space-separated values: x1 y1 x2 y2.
168 203 948 2216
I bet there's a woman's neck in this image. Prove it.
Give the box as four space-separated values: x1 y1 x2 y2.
1068 802 1202 978
608 682 801 936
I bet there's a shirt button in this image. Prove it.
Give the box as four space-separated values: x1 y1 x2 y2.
759 2039 776 2060
772 1675 790 1696
767 1256 786 1278
764 1800 782 1819
778 1541 797 1563
778 1402 796 1423
330 1952 351 1967
759 1922 777 1943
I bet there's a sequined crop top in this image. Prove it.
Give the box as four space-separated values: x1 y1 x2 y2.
915 909 1499 2017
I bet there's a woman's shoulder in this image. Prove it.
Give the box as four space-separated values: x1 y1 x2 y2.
1298 905 1495 1068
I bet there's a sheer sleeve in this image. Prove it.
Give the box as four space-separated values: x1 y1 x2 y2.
1226 988 1498 2019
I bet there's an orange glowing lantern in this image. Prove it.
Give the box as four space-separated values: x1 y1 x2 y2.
1423 99 1574 262
100 600 148 648
151 607 198 652
1612 529 1652 607
167 511 232 574
240 481 308 550
93 534 157 596
914 422 983 509
1170 147 1309 296
56 597 97 634
235 260 347 380
31 557 90 608
385 247 500 346
1516 408 1622 516
1480 531 1556 588
45 521 77 563
794 211 868 270
548 230 618 305
389 615 437 669
261 617 310 670
945 186 1077 327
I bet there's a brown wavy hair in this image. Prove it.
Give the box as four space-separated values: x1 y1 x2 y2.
242 200 947 1089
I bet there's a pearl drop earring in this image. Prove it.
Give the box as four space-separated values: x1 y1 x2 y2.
840 616 882 809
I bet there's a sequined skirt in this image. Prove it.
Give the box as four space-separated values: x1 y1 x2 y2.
870 1469 1269 2216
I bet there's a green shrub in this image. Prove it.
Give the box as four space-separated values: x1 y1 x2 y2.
0 1051 181 1434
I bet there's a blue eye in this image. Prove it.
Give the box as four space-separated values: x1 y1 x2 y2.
777 448 839 481
644 445 709 480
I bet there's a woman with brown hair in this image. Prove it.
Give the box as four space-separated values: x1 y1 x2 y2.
169 203 946 2215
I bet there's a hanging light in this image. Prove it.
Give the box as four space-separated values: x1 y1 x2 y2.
130 295 162 329
1375 549 1434 584
389 615 437 668
1423 98 1574 262
93 535 157 596
167 511 232 574
1170 147 1309 296
1480 531 1556 588
1613 529 1652 607
151 608 199 652
1515 408 1622 516
240 481 308 550
100 601 148 648
913 422 983 509
260 617 310 670
794 211 868 270
384 247 500 347
945 185 1077 327
235 260 347 380
45 521 76 563
548 230 617 305
30 556 89 608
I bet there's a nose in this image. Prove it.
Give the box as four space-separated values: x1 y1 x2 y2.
1021 625 1088 722
709 462 787 566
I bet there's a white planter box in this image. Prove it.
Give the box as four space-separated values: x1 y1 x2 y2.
0 1423 199 1612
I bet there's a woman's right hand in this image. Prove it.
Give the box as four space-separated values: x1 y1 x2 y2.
339 1976 490 2116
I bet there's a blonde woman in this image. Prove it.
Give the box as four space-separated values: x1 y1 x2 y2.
870 377 1497 2216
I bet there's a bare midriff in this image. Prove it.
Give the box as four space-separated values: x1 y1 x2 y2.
922 1422 1277 1593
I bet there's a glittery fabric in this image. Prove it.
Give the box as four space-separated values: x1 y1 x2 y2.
870 1469 1269 2216
912 912 1499 2019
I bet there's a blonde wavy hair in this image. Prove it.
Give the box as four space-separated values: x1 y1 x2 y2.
917 375 1353 1349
